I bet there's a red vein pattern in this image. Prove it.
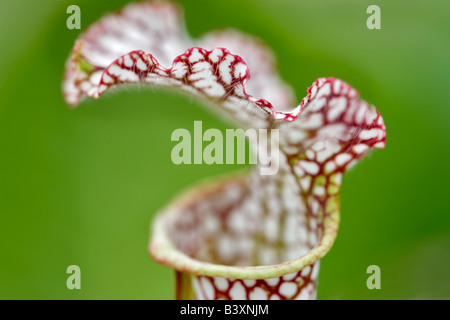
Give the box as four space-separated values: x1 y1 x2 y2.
63 2 295 128
63 1 386 300
192 264 318 300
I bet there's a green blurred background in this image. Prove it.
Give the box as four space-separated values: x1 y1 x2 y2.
1 0 449 299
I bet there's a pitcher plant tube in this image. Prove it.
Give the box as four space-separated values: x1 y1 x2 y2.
63 1 386 300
